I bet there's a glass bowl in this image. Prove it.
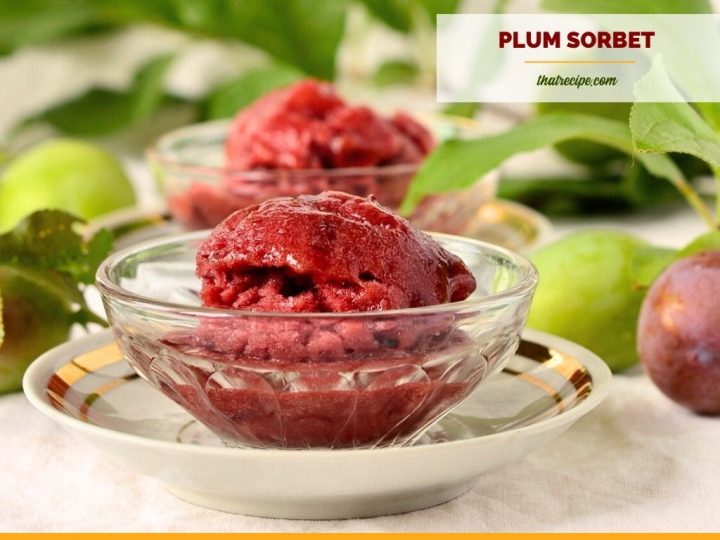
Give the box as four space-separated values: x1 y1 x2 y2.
96 232 537 450
147 117 497 231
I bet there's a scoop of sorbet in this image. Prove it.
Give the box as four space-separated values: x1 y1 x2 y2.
169 80 434 230
196 191 476 312
224 79 433 170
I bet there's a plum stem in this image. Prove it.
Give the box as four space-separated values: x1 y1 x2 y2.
670 172 717 229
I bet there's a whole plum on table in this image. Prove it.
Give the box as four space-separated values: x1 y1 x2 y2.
637 251 720 414
0 139 135 232
528 230 673 372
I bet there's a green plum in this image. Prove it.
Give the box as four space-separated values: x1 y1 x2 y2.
0 139 136 232
0 268 75 394
528 230 673 372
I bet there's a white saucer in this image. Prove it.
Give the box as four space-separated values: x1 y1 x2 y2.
24 328 610 519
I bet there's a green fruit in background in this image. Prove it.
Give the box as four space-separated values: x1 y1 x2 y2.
528 231 673 372
536 102 631 164
0 268 75 394
0 139 136 232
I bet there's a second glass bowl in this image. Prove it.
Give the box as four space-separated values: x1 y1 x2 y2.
147 117 496 231
96 232 537 450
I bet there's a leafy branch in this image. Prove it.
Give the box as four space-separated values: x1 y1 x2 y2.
402 112 716 227
0 210 113 337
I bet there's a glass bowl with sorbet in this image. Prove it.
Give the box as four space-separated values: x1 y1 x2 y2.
97 192 537 449
148 78 485 230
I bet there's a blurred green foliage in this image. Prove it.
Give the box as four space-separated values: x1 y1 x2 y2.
0 0 460 139
0 0 347 79
42 55 175 136
205 66 304 120
0 210 112 393
372 59 421 87
541 0 712 14
358 0 459 31
403 112 689 212
2 0 719 219
0 0 456 78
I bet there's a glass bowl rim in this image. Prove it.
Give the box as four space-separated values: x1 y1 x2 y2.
96 230 538 319
146 118 422 180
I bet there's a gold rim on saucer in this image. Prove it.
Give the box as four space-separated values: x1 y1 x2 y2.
45 335 591 447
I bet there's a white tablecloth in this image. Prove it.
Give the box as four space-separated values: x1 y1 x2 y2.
2 370 720 532
2 206 720 532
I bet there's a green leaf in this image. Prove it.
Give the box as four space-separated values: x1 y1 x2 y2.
417 0 461 20
168 0 345 79
536 102 631 165
206 66 303 119
230 0 347 79
358 0 459 32
630 65 720 169
42 54 175 136
695 103 720 132
498 165 682 216
541 0 712 13
498 175 631 216
0 1 346 79
100 0 180 23
442 103 481 119
0 265 84 310
0 1 107 54
0 210 113 285
358 0 413 32
0 210 112 335
675 230 720 260
79 228 115 284
632 100 720 168
402 112 688 213
372 59 420 87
